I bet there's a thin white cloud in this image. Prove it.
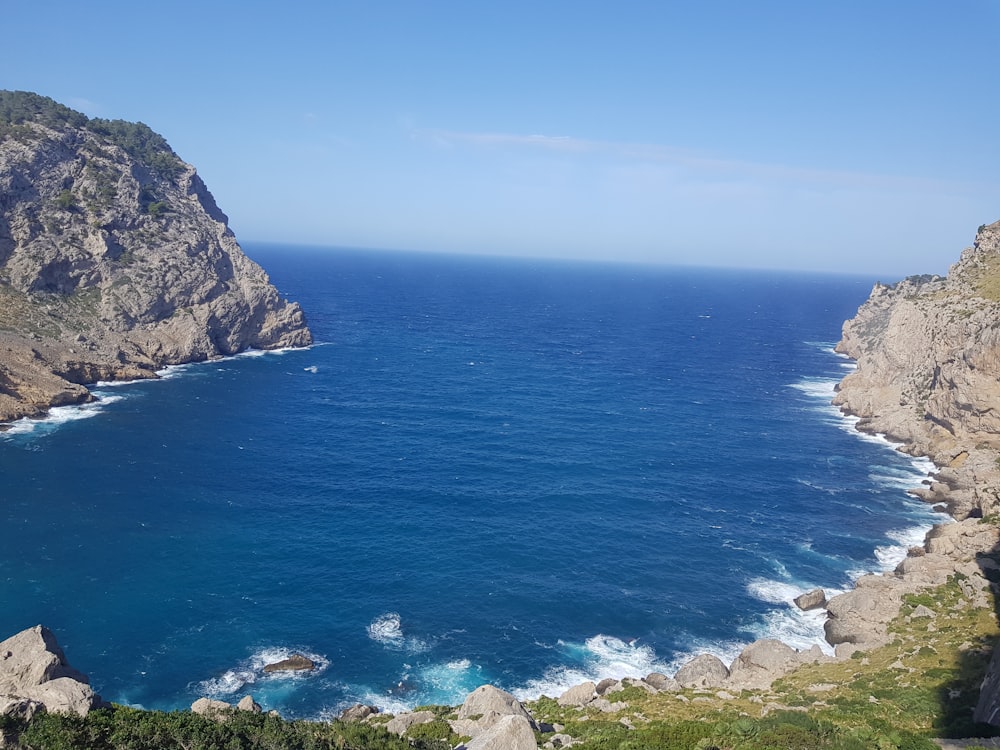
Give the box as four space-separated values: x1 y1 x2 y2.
417 128 974 194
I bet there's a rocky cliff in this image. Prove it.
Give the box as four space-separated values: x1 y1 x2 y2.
0 91 311 423
834 220 1000 521
831 219 1000 725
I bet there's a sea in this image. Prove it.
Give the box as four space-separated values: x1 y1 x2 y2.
0 244 944 719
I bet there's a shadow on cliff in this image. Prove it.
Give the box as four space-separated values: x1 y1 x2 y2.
935 539 1000 739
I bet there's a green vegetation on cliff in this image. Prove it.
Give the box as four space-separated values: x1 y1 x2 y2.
0 90 182 176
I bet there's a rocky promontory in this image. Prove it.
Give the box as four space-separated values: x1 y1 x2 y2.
0 91 311 423
834 220 1000 521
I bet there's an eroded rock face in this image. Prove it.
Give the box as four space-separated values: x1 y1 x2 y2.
0 625 104 717
0 91 312 423
833 220 1000 521
830 219 1000 723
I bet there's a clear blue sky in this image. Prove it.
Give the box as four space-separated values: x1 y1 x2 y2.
5 1 999 275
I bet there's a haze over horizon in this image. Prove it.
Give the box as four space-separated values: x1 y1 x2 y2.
5 1 999 277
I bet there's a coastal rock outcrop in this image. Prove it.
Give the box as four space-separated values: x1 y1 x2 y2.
830 219 1000 722
0 90 311 423
833 220 1000 521
0 625 105 718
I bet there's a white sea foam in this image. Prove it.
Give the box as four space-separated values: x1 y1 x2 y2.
874 524 937 570
789 377 838 401
2 394 125 437
196 646 329 697
513 634 673 701
367 612 404 646
236 345 310 358
366 612 429 653
745 577 845 654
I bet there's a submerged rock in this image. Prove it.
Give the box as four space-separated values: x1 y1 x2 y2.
262 654 315 673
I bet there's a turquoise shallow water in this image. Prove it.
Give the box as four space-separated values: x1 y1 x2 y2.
0 246 942 717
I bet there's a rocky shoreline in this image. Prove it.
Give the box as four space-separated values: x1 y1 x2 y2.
339 219 1000 743
7 223 1000 748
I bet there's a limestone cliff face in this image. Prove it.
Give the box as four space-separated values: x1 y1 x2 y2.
0 91 311 422
834 220 1000 520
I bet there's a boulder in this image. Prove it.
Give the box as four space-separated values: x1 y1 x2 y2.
262 654 315 672
457 684 536 728
824 577 902 648
339 703 379 722
466 714 539 750
385 710 435 736
793 588 827 611
545 733 579 748
589 697 627 712
557 681 596 707
595 678 620 695
236 695 262 713
674 653 730 688
643 672 679 692
191 697 232 718
727 639 802 690
0 626 104 717
621 677 657 694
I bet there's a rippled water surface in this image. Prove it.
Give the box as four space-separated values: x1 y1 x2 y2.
0 246 941 717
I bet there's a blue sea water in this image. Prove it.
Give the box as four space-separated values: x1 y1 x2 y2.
0 246 943 718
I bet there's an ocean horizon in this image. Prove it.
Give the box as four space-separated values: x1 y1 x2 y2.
0 245 944 718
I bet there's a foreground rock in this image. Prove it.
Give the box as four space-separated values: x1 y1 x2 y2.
0 625 105 717
450 684 539 739
674 653 730 688
465 714 538 750
0 91 311 423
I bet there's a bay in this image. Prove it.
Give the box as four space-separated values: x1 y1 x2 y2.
0 245 940 717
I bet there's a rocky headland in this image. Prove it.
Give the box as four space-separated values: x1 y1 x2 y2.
0 91 311 424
